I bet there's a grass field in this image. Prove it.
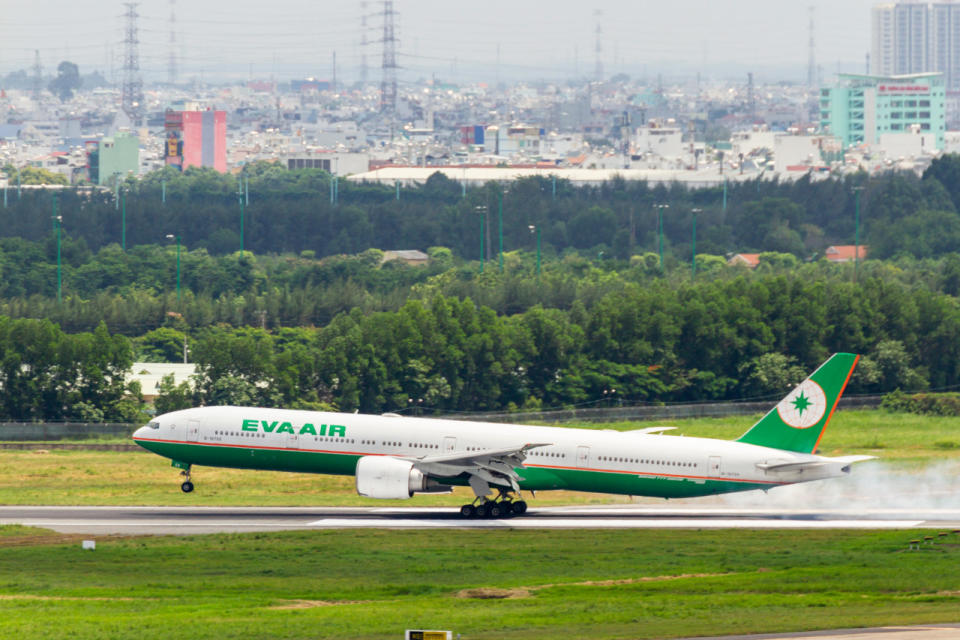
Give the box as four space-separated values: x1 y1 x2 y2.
1 409 958 506
0 527 958 639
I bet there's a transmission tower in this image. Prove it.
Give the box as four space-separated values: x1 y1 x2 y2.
360 2 368 86
32 50 42 100
594 9 603 82
807 6 816 88
168 0 178 85
380 0 398 113
121 2 144 125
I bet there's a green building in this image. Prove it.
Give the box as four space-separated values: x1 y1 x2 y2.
820 72 946 149
86 131 139 185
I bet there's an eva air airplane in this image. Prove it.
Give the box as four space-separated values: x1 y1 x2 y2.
133 353 871 518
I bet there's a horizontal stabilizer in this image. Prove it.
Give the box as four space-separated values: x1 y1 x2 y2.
627 427 677 435
757 454 875 473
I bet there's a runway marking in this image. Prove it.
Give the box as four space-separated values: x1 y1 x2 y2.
306 518 925 529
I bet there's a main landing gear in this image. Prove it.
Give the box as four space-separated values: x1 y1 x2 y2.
180 466 194 493
459 490 528 519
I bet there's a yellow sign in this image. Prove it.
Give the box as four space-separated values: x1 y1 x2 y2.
406 631 451 640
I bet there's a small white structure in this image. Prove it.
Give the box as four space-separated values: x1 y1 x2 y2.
129 362 197 401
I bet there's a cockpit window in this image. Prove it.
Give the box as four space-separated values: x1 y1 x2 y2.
147 421 160 430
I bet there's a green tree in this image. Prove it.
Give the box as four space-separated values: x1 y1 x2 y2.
48 61 81 101
154 373 194 414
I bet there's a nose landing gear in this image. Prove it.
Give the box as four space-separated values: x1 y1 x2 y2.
179 466 194 493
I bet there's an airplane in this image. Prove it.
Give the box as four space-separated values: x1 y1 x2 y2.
132 352 872 518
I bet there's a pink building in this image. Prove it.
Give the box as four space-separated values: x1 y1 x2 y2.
164 109 226 173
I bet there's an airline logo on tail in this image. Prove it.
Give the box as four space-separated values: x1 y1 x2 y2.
738 353 859 453
776 380 827 429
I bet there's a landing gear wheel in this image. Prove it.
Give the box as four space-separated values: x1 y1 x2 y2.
487 503 502 518
459 504 476 518
475 503 490 518
512 500 527 515
181 481 194 493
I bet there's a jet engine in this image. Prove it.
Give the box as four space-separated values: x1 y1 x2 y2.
355 456 450 499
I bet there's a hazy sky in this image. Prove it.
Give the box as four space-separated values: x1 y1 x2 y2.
0 0 879 84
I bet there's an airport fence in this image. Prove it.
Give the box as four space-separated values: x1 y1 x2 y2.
0 422 135 441
0 395 884 441
449 394 884 424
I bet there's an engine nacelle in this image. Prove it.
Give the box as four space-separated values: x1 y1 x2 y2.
355 456 448 499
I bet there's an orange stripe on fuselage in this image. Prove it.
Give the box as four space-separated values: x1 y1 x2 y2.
810 353 859 454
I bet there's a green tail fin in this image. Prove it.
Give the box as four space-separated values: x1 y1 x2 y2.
737 353 859 454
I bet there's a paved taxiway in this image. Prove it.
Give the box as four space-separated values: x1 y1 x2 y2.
2 505 960 534
683 624 960 640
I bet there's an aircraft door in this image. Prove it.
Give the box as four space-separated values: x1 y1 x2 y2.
286 432 299 449
443 436 456 452
186 420 200 443
708 456 722 478
576 445 591 468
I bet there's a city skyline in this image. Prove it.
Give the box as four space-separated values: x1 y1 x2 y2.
1 0 877 84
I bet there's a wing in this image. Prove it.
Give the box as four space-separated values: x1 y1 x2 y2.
402 443 551 494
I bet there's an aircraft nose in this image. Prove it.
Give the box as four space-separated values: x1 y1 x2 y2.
132 425 150 441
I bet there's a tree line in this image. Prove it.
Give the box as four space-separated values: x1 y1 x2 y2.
6 155 960 263
3 266 953 421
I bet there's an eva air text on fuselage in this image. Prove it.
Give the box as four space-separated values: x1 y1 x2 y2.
241 419 347 437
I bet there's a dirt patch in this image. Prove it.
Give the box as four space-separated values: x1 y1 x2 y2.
456 573 731 599
534 572 732 590
269 599 367 610
456 588 531 599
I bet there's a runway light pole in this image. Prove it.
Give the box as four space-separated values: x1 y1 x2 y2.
166 234 181 303
852 186 864 281
121 190 126 251
691 208 702 279
654 204 669 269
498 188 507 273
238 183 245 253
52 214 62 303
475 205 487 273
529 224 541 281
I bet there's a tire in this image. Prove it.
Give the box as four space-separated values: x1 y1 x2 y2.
487 503 502 518
475 503 489 518
459 504 476 518
513 500 527 514
181 481 194 493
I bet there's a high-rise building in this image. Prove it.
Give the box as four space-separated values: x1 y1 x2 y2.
163 109 226 173
85 132 140 185
872 2 960 90
820 72 945 148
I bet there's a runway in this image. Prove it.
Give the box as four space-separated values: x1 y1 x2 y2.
2 505 960 535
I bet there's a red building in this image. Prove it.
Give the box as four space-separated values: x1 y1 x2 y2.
164 109 226 173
